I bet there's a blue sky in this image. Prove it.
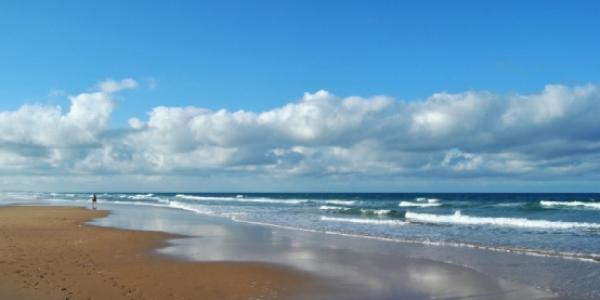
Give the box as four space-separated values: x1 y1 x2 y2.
2 1 599 119
1 1 600 191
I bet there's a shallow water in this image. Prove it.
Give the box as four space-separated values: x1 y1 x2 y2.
89 204 556 299
8 192 600 261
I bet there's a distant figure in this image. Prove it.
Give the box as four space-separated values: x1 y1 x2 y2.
91 193 97 210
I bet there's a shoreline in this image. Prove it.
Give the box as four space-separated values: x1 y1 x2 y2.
84 204 570 299
0 204 574 299
0 206 323 300
224 215 600 264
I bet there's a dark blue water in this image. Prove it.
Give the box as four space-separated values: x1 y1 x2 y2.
2 192 600 263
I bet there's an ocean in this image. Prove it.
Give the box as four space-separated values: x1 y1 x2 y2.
2 192 599 264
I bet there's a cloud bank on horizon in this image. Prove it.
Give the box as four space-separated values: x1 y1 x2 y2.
1 78 600 190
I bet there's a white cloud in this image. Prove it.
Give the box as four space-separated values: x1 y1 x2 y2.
128 118 145 129
0 91 114 147
97 78 138 93
1 81 600 190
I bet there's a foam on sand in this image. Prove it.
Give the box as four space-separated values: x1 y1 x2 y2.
405 211 600 230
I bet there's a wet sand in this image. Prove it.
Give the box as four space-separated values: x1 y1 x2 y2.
0 205 564 300
0 206 320 300
95 203 564 300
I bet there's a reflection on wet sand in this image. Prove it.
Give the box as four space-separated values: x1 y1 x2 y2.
90 204 558 299
159 236 551 299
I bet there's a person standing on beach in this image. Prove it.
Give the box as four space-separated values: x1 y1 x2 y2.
91 193 97 210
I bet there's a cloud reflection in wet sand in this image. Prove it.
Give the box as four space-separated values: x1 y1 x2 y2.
93 205 553 299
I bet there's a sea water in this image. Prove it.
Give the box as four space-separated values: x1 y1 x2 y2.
3 192 599 263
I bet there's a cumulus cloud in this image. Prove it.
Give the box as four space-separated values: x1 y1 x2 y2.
1 81 600 186
0 93 113 148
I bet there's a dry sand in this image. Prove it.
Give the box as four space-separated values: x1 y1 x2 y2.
0 206 321 300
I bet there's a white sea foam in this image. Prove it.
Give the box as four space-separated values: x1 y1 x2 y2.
415 197 440 203
47 198 87 203
360 209 392 216
540 200 600 210
106 198 600 264
405 211 600 230
321 216 407 225
399 201 441 208
93 200 171 210
170 201 245 219
168 201 217 215
128 193 160 200
0 193 38 200
319 205 351 211
237 216 600 264
493 202 525 208
106 199 240 219
324 200 356 206
175 194 307 205
319 206 391 215
5 193 599 264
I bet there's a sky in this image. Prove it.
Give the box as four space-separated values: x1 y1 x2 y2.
1 0 600 192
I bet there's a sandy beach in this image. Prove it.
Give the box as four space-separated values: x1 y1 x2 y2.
0 206 321 300
0 203 572 299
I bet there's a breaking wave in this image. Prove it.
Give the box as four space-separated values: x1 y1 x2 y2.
360 209 392 216
319 205 351 211
415 197 440 203
175 194 307 205
540 200 600 210
405 211 600 230
324 200 356 206
398 201 441 208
